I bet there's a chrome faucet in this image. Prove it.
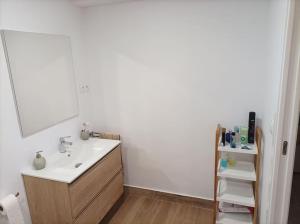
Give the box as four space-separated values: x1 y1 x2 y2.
59 136 72 153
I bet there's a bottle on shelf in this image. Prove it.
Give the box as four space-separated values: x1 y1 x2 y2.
220 153 228 170
230 132 236 148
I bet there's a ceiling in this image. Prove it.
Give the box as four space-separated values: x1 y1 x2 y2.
70 0 138 7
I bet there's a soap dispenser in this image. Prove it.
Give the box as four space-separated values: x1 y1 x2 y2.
33 151 46 170
80 122 90 140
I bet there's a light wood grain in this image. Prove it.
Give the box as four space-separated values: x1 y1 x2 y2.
23 143 123 224
70 146 122 218
99 132 121 140
23 175 73 224
75 172 124 224
253 127 262 224
213 124 221 223
101 186 213 224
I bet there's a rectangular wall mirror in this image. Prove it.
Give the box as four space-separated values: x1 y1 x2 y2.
1 30 79 137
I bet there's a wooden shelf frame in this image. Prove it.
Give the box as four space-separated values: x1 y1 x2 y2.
213 125 262 224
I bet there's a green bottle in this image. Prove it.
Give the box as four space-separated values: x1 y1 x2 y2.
240 126 248 144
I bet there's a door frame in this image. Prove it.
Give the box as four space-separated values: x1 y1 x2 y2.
269 0 300 223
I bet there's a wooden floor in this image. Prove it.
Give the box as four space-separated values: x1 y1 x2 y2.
101 187 214 224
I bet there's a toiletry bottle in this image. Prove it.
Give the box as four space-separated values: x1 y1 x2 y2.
228 154 236 167
33 151 46 170
230 132 236 148
240 126 248 144
221 128 226 146
226 130 232 144
234 126 239 133
220 153 228 170
248 112 256 144
80 122 90 140
234 126 240 146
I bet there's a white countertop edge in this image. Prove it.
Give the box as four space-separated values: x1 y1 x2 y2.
21 140 121 184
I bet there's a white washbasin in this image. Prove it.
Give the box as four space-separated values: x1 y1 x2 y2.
21 138 121 183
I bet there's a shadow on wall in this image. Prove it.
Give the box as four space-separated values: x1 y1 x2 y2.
122 137 177 191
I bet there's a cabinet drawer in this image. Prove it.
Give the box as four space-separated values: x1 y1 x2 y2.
74 172 123 224
70 146 122 218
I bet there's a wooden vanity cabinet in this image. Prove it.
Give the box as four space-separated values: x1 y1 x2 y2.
23 145 123 224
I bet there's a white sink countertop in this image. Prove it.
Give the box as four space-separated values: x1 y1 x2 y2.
21 138 121 183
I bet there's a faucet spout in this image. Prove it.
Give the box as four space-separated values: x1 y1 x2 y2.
59 136 73 153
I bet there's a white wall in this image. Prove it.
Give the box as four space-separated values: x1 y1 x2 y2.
0 1 290 223
83 0 270 199
0 1 89 223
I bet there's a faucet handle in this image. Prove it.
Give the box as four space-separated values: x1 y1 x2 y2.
60 136 71 142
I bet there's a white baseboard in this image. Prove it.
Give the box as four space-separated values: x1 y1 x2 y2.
123 184 214 201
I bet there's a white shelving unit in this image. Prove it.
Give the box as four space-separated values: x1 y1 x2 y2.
213 125 261 224
217 179 255 207
216 213 253 224
217 160 256 181
218 143 258 155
